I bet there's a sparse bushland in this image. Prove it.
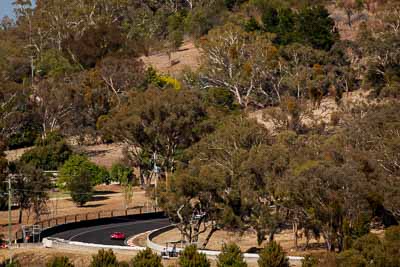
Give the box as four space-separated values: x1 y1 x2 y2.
217 243 247 267
89 249 120 267
47 256 75 267
1 0 400 265
179 245 210 267
337 226 400 267
258 241 289 267
131 248 163 267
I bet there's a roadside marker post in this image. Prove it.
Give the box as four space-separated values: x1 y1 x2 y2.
6 175 13 264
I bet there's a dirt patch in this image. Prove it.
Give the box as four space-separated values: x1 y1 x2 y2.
4 147 31 162
74 143 125 169
250 90 372 132
140 40 201 76
128 231 148 247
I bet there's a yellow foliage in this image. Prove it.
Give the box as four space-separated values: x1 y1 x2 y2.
160 75 182 90
229 47 238 60
312 64 323 75
243 62 253 75
267 45 278 57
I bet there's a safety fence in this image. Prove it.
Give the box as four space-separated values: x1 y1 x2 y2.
11 204 161 242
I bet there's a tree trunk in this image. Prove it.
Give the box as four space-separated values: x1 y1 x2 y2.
293 221 298 250
165 171 169 190
18 207 23 224
346 10 353 27
268 230 275 242
201 227 218 249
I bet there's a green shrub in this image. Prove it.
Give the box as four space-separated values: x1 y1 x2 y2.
89 249 119 267
5 260 21 267
93 166 111 185
168 30 184 52
337 228 400 267
179 245 210 267
36 49 78 78
256 5 337 50
384 226 400 267
47 256 74 267
117 261 130 267
131 248 163 267
20 134 72 171
258 241 289 267
110 163 134 184
184 1 226 39
7 126 39 149
301 255 318 267
59 155 100 206
244 17 261 32
352 234 385 265
336 249 367 267
217 243 247 267
59 155 108 187
384 225 400 243
206 87 236 110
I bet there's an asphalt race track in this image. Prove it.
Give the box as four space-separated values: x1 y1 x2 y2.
51 217 170 246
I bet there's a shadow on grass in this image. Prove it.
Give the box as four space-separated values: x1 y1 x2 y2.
66 195 109 203
81 203 104 208
90 196 109 202
93 190 117 195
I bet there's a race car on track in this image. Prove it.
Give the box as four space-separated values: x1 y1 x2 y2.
110 232 125 240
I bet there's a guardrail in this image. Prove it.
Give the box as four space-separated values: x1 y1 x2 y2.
146 225 304 264
42 237 145 252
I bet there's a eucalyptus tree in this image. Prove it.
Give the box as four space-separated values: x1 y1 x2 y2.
105 88 210 187
199 23 284 108
342 102 400 221
160 116 273 247
12 162 51 223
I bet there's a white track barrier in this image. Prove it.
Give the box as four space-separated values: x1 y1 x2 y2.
146 225 304 264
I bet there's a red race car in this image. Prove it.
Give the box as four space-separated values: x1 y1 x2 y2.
110 232 125 240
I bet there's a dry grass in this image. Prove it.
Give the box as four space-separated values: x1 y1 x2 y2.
74 143 125 169
153 227 324 256
0 247 262 267
129 231 148 247
0 247 169 267
140 40 201 76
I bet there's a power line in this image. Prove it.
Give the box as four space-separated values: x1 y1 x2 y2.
0 188 122 195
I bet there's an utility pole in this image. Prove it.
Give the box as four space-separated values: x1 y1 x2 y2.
153 152 159 207
30 55 34 88
7 175 13 264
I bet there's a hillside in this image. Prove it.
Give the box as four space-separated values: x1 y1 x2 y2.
5 143 125 169
1 0 400 266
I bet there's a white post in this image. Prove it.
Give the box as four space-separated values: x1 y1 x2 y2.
7 176 13 263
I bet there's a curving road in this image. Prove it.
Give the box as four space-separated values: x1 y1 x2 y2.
51 217 170 246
